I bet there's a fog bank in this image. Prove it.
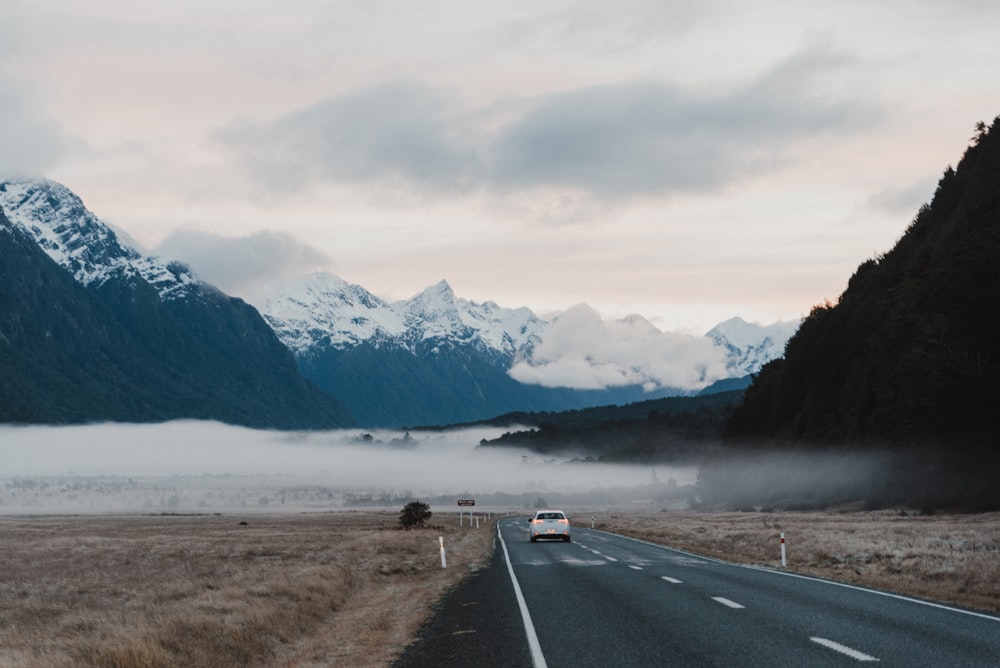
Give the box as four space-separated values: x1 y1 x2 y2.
0 421 696 514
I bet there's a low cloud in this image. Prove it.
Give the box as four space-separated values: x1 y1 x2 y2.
154 229 332 301
0 422 689 513
509 304 729 391
219 45 878 205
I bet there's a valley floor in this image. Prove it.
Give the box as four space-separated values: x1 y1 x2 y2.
1 508 996 666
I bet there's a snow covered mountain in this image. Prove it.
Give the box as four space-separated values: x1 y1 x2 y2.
0 179 354 428
1 177 797 429
262 272 796 380
707 317 800 376
261 272 799 426
261 273 543 362
0 179 199 301
260 273 557 426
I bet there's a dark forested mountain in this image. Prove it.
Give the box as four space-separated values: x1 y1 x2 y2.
476 391 743 463
719 118 1000 510
0 181 354 429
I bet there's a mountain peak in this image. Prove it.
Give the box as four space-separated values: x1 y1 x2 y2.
706 317 800 376
413 279 457 306
0 179 354 429
0 178 139 284
260 271 403 354
0 178 200 301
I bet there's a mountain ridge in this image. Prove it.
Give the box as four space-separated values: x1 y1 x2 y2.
1 177 797 429
260 271 798 426
0 180 355 429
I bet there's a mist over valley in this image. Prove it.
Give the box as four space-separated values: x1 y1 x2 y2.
0 422 699 515
2 115 1000 512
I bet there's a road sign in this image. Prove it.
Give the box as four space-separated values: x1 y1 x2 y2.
457 499 475 506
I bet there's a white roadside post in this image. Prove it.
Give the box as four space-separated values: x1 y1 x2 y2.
780 532 787 568
439 536 447 568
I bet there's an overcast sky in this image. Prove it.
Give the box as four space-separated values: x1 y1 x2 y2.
2 0 999 332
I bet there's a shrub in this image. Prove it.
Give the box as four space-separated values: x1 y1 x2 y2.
399 501 432 529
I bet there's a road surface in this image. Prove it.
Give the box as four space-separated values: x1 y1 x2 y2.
397 517 1000 667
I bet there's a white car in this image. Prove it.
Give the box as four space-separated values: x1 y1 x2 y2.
528 509 571 542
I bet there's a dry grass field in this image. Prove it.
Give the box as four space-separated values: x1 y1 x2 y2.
596 509 1000 615
2 509 998 667
0 512 493 668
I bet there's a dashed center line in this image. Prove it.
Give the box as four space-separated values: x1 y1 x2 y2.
811 637 880 662
712 597 745 609
562 529 889 664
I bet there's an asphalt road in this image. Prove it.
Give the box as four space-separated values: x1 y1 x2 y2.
397 517 1000 667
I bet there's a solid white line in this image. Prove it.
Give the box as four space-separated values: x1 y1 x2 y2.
748 566 1000 623
811 637 879 662
498 526 548 668
591 528 1000 624
712 597 745 609
662 576 683 584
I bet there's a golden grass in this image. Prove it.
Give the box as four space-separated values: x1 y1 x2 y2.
0 512 493 668
593 509 1000 615
2 508 997 667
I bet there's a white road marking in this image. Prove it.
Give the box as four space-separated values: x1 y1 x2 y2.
751 567 1000 622
628 565 643 570
661 576 683 584
810 637 880 662
605 556 618 562
498 527 548 668
712 597 745 609
671 557 709 566
559 558 610 567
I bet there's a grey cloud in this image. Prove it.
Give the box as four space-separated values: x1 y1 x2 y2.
154 229 332 301
221 46 879 202
0 6 72 176
491 46 878 197
0 79 73 179
218 81 483 194
497 0 706 57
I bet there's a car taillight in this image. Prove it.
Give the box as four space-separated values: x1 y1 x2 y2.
557 519 568 524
